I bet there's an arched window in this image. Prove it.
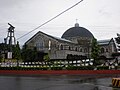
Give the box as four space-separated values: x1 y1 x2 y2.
84 48 87 53
80 48 82 52
36 42 44 49
101 48 105 53
35 37 44 50
75 47 77 51
60 45 63 50
69 46 71 50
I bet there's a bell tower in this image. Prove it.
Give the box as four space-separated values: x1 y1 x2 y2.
4 23 16 55
5 23 16 45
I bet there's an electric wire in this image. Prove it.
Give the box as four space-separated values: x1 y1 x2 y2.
17 0 83 40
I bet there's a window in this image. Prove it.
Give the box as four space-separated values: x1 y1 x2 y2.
60 45 63 50
84 48 87 53
75 47 77 51
36 41 44 50
35 37 44 50
69 46 71 50
80 48 82 52
101 48 105 53
106 48 108 52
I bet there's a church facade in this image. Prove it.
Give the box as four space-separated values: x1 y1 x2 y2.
25 23 119 60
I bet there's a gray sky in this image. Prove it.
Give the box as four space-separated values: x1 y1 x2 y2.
0 0 120 45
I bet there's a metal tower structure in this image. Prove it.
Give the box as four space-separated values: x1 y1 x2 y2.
4 23 16 55
5 23 16 46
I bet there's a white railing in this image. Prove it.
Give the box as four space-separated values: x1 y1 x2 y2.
0 59 93 67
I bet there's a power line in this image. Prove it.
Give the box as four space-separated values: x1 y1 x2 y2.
17 0 83 40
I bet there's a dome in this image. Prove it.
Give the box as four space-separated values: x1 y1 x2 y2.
61 23 94 39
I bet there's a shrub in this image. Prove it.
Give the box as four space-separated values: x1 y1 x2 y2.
66 65 77 70
78 66 94 70
51 66 63 70
66 65 94 70
0 66 49 70
97 66 109 70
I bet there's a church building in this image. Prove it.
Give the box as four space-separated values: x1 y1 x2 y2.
25 23 119 60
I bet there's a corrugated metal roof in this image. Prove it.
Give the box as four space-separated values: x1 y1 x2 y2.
98 39 111 45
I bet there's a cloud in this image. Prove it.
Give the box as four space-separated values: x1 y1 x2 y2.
0 0 120 45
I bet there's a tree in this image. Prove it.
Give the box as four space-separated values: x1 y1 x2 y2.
13 41 21 60
115 34 120 44
21 44 27 61
21 45 39 62
91 38 100 66
0 52 2 62
21 44 33 62
44 54 50 62
13 41 21 66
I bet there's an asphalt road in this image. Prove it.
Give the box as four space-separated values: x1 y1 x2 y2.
0 75 119 90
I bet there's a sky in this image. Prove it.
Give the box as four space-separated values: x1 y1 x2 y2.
0 0 120 45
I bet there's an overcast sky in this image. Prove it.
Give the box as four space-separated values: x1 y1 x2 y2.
0 0 120 45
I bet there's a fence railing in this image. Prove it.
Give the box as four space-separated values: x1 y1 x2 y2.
0 59 93 67
0 59 119 70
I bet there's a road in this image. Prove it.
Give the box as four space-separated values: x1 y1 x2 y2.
0 75 119 90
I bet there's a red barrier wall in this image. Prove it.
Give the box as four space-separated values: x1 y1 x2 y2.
0 70 120 75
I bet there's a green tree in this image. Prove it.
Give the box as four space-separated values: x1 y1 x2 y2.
13 41 21 66
44 54 50 62
21 44 38 62
13 41 21 60
91 38 100 66
0 52 2 62
21 44 32 62
21 44 27 61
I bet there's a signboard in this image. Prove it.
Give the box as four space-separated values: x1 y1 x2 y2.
7 52 12 59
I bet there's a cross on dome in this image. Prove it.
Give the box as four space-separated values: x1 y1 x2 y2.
75 19 79 27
